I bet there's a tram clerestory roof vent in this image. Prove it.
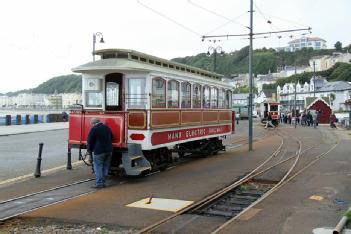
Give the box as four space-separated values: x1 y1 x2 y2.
94 49 224 80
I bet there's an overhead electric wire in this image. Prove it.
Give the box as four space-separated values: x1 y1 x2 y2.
204 11 249 36
202 27 311 40
263 13 310 28
136 0 202 37
187 0 249 30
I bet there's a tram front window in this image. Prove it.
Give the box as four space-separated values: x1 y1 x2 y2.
106 82 119 106
270 105 278 111
86 92 103 108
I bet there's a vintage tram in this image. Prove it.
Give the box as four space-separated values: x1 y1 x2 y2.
68 49 235 176
260 101 280 125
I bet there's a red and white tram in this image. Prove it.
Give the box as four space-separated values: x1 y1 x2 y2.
260 101 280 125
68 49 235 176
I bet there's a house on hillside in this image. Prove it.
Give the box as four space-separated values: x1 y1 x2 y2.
309 52 351 72
256 89 276 104
277 77 351 111
285 36 327 52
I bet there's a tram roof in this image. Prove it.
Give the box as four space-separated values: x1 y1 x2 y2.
72 49 224 81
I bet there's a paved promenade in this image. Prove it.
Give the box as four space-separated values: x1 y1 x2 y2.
0 122 68 136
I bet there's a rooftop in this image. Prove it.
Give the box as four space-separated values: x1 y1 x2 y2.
288 36 326 44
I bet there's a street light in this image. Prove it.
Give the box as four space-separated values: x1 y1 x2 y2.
92 32 105 61
207 46 224 72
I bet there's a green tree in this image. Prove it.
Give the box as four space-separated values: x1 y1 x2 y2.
334 41 342 51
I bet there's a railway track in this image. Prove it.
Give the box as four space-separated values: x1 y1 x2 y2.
138 129 339 234
0 178 96 222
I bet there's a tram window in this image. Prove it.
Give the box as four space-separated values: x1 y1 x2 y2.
211 88 218 109
270 105 278 111
128 78 145 108
203 86 210 109
106 82 119 106
167 80 179 108
225 90 232 109
218 89 225 108
152 78 166 108
192 84 201 108
181 82 191 108
85 91 102 108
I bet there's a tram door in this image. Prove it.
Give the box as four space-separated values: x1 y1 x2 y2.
105 73 123 111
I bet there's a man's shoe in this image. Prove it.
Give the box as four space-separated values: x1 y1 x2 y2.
91 185 104 189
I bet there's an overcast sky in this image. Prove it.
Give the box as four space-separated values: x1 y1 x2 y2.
0 0 350 93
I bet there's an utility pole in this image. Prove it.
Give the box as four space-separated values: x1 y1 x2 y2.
201 1 311 152
313 61 316 97
294 65 297 128
248 0 254 151
213 50 217 72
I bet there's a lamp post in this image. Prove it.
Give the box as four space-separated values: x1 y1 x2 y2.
207 46 224 72
92 32 105 61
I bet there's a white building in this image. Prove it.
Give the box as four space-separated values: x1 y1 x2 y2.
0 92 82 109
11 93 48 107
286 36 327 52
309 52 351 72
278 65 310 77
62 93 82 108
277 77 351 111
0 95 9 107
230 74 250 88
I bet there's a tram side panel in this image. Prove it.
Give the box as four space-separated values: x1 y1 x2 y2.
68 111 127 149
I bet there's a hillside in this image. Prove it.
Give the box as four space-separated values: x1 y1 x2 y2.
5 74 82 96
172 46 336 76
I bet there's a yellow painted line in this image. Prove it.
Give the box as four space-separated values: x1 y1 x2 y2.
237 208 262 221
309 195 324 201
0 161 84 186
127 198 194 212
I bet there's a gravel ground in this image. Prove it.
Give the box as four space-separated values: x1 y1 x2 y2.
0 218 138 234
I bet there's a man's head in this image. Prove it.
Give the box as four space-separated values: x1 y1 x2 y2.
90 118 100 126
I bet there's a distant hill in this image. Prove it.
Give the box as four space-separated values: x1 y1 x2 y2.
5 74 82 96
172 46 336 76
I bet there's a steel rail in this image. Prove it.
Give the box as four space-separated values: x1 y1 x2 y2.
137 134 284 234
0 178 94 222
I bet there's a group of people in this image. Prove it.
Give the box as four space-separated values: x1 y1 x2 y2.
279 110 338 129
279 110 320 128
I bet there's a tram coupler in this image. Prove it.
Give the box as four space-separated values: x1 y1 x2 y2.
34 143 44 178
66 147 72 170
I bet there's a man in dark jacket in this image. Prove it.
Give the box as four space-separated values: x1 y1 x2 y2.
87 118 113 188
